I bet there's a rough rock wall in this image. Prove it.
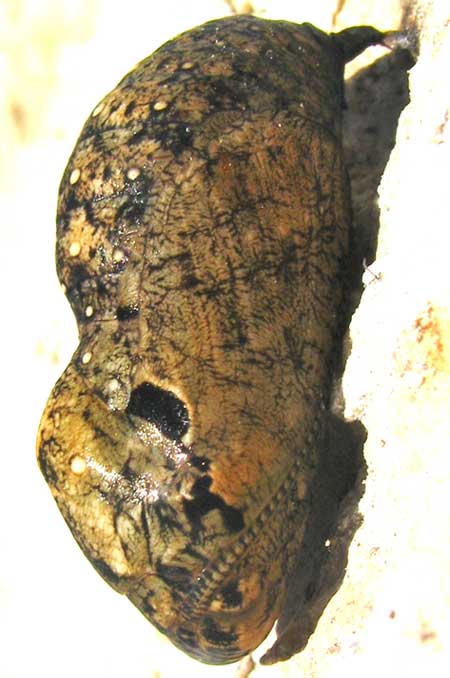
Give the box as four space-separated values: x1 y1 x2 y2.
339 2 450 677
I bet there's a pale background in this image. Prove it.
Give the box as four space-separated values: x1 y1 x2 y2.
0 1 448 677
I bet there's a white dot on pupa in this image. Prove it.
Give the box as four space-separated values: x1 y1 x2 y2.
70 455 87 475
113 248 126 263
69 168 81 185
69 242 81 257
92 103 104 117
81 351 92 364
127 167 140 181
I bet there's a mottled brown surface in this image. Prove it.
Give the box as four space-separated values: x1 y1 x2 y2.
37 15 391 665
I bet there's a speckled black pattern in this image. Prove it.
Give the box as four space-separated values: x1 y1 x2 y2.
38 15 396 664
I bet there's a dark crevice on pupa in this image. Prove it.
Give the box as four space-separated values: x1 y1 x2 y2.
126 382 190 441
116 304 140 320
183 475 245 534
